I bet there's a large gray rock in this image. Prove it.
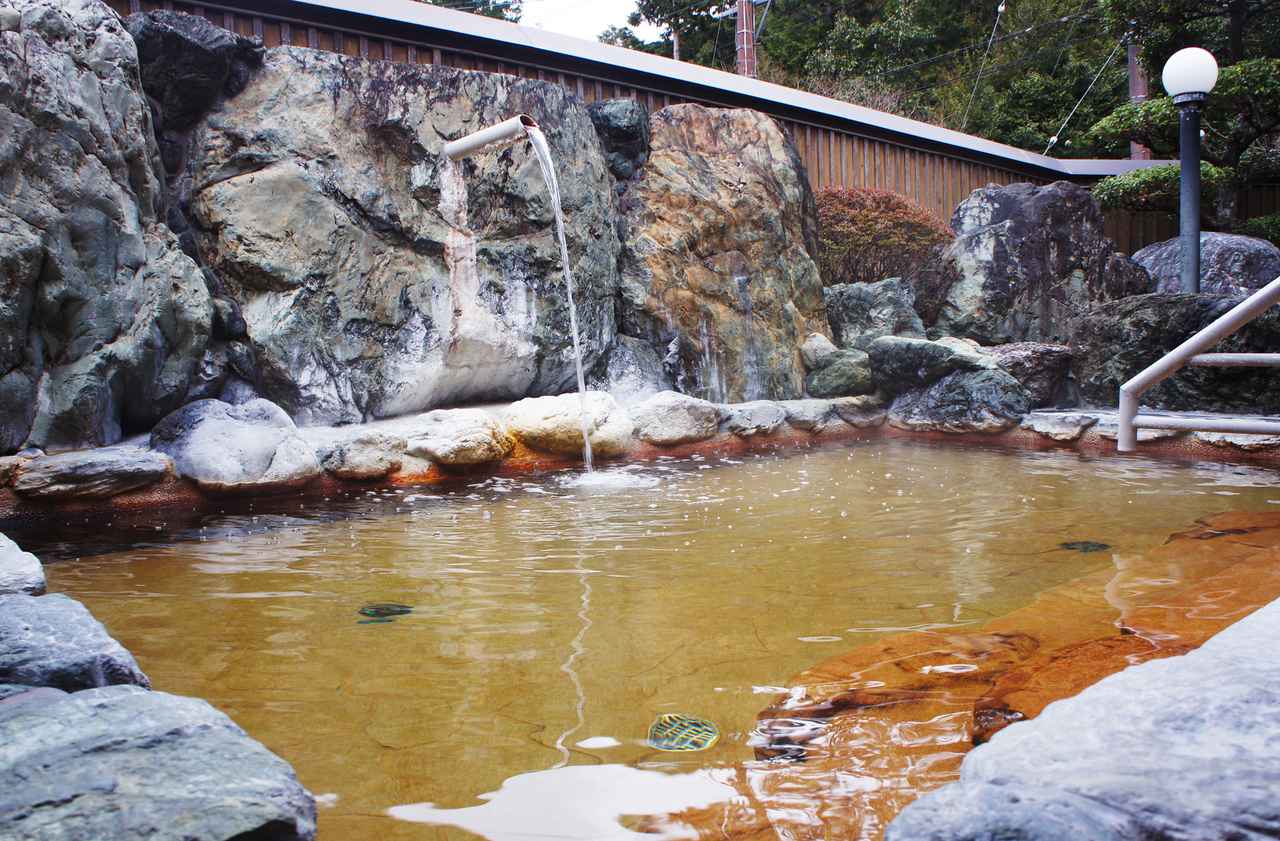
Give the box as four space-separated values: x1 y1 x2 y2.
505 392 635 458
0 0 214 454
12 447 172 500
925 182 1147 345
805 349 874 398
150 398 321 493
824 278 926 350
631 391 720 446
719 400 787 437
0 593 149 691
833 393 889 428
586 98 649 184
0 534 44 596
867 336 990 396
125 10 263 133
778 399 837 431
1072 293 1280 413
404 409 512 466
317 431 404 480
618 104 827 403
888 368 1030 433
986 342 1073 409
1020 411 1098 442
887 599 1280 841
1134 232 1280 296
799 333 838 370
184 48 619 426
0 684 317 841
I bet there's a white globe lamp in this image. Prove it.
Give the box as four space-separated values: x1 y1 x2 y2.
1161 47 1218 293
1161 47 1218 102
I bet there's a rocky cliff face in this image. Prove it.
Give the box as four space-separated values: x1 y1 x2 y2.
0 0 212 454
618 104 828 403
182 49 620 426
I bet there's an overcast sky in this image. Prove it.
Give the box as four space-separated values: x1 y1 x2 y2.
519 0 661 42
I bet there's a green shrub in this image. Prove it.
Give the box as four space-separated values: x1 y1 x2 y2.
1092 162 1228 214
1239 213 1280 247
816 187 952 287
1239 144 1280 184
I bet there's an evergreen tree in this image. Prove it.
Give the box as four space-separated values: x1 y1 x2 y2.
1089 0 1280 223
592 0 1280 175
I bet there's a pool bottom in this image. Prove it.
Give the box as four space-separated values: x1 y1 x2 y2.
646 510 1280 840
41 440 1280 841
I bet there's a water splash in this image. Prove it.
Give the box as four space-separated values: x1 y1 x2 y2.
525 126 595 471
558 468 662 492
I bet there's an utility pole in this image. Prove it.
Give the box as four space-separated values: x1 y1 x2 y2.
1127 28 1152 160
735 0 757 78
672 28 680 61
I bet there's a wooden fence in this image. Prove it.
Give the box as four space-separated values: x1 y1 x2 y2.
105 0 1276 254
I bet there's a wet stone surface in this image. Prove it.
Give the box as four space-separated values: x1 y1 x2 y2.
0 533 44 596
0 593 149 691
0 685 317 841
12 447 172 500
888 594 1280 841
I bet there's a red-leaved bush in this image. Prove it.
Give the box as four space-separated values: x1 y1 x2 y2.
816 188 953 287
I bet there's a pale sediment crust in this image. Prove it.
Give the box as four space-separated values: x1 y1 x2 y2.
2 401 1277 527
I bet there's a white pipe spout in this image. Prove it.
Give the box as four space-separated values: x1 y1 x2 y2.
443 114 538 161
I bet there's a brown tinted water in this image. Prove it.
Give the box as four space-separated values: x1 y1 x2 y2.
38 439 1280 841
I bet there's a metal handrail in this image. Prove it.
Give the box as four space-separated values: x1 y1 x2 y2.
1118 275 1280 452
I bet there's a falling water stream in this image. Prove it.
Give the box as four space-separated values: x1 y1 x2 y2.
437 125 595 469
525 126 595 470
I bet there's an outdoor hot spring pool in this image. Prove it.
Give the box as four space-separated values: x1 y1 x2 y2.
22 438 1280 841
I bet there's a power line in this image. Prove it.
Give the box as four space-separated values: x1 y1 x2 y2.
896 25 1109 98
755 0 774 40
1052 0 1094 74
961 0 1007 131
1044 36 1125 154
711 12 724 66
869 9 1096 81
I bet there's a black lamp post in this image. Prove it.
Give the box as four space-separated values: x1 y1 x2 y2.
1161 47 1219 294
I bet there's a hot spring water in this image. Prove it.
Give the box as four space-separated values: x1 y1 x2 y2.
32 441 1280 841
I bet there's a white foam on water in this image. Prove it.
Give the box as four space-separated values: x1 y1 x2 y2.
387 764 737 840
558 469 662 491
